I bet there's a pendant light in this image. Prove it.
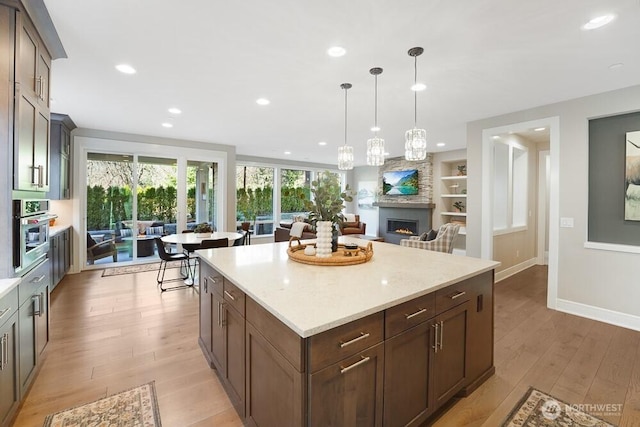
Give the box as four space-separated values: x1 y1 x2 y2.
338 83 354 170
367 67 385 166
405 47 427 161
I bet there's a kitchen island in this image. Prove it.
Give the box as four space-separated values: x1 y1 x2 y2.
197 237 499 427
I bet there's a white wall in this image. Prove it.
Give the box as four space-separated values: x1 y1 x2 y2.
467 84 640 330
352 166 379 236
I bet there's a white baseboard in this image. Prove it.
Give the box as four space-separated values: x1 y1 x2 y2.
555 299 640 332
495 258 537 282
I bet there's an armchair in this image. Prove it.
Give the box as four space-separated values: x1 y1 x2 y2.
399 223 460 253
87 232 118 264
340 214 366 235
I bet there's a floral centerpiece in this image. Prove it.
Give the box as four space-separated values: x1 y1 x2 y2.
193 223 213 237
303 172 353 255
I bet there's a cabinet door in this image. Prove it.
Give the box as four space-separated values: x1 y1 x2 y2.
34 285 49 357
432 302 468 410
224 304 245 416
210 293 225 372
384 321 434 427
33 110 49 190
18 298 36 395
50 234 60 287
199 275 213 361
37 49 50 109
18 22 38 101
245 322 303 427
63 229 71 273
0 313 19 427
309 342 384 427
16 95 36 190
465 272 494 389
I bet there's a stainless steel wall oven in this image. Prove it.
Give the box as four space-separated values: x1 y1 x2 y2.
12 199 56 275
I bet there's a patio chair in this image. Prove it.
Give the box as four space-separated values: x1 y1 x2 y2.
87 233 117 264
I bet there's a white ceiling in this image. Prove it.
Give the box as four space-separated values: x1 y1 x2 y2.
44 0 640 166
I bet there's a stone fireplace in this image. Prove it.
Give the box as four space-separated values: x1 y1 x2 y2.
375 202 435 244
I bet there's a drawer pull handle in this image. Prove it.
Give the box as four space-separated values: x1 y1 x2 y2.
31 274 46 284
340 356 370 374
432 323 439 353
450 291 466 300
405 308 428 320
339 332 370 348
0 307 10 320
224 290 236 301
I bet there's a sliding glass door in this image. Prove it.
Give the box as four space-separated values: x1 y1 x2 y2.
85 151 220 267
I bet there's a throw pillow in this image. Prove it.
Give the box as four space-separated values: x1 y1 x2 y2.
146 226 164 236
426 229 438 241
120 228 133 237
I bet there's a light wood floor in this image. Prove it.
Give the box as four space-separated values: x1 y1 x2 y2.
12 265 640 426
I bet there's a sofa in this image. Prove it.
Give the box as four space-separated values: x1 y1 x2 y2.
274 215 366 242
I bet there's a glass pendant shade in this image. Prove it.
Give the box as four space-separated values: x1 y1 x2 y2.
367 136 385 166
338 145 354 170
405 128 427 161
337 82 354 170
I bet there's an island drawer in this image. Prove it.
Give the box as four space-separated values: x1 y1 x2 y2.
201 263 224 297
308 312 384 373
435 278 473 313
0 286 18 327
223 281 245 316
385 292 436 337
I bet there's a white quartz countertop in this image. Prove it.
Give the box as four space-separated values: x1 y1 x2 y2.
0 278 21 300
50 224 71 237
197 237 500 338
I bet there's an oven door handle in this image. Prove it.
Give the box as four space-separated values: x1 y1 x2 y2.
25 214 57 226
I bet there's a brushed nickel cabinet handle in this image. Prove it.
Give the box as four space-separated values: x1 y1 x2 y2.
38 293 44 317
36 76 42 98
450 291 466 300
405 308 427 320
432 323 439 353
31 274 45 284
0 333 6 371
340 355 370 374
32 294 41 316
38 165 44 188
217 302 222 327
224 290 236 301
439 320 444 350
0 307 10 320
339 332 370 348
203 278 208 294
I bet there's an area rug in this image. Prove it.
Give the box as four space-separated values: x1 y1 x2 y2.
502 387 617 426
43 381 162 427
102 261 183 277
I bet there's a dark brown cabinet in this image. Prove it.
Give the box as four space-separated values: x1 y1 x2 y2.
48 114 76 200
0 287 19 427
309 343 384 427
199 263 245 416
14 12 52 192
200 262 494 427
50 227 71 291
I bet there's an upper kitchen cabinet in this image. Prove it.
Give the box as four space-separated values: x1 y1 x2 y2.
48 114 76 200
14 12 51 192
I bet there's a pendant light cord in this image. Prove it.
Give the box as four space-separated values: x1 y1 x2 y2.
374 74 378 135
414 54 418 127
344 86 348 146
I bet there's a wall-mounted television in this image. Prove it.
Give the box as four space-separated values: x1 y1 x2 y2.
382 169 419 195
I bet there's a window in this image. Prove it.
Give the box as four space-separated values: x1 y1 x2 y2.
493 140 528 233
236 166 274 236
280 169 311 221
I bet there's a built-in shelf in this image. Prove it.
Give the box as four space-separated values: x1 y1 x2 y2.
441 194 467 198
441 212 467 217
441 175 468 181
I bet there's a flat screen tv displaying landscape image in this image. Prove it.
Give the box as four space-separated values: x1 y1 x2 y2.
382 169 419 195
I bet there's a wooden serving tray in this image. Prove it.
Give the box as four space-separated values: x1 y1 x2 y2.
287 240 374 266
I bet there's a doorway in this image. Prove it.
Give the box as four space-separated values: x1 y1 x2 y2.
480 117 559 309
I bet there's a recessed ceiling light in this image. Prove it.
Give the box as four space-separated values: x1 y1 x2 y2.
492 135 500 140
371 126 381 132
609 63 624 70
168 107 182 114
161 122 173 128
256 98 270 106
327 46 346 57
318 141 327 146
534 127 546 131
436 142 446 147
411 83 427 91
383 152 390 156
583 14 615 30
115 64 136 74
284 151 291 155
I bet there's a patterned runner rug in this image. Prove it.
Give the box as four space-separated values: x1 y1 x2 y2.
502 387 617 426
102 261 183 277
43 382 162 427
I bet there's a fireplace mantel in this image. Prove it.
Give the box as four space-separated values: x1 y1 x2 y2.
373 202 435 209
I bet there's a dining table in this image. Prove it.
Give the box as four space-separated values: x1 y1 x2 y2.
160 231 244 286
160 231 244 247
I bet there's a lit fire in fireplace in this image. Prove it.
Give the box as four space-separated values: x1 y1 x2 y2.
395 228 414 235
